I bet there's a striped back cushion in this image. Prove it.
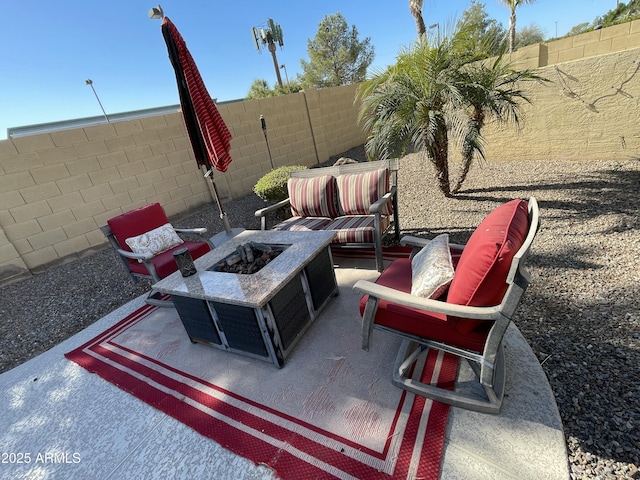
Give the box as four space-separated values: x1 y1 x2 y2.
288 175 339 218
336 169 391 216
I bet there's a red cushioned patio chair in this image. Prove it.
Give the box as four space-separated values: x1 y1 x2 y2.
101 203 213 307
353 197 540 413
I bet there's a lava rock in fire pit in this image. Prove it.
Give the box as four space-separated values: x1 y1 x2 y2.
213 242 286 274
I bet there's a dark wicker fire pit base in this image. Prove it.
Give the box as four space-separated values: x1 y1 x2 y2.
154 231 338 368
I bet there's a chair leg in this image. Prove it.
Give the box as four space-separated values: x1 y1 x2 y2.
375 250 384 272
373 215 384 272
392 195 400 242
361 297 379 351
391 339 506 414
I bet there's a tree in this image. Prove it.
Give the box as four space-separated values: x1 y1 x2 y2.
246 79 275 100
565 0 640 38
246 78 303 99
299 13 374 88
409 0 426 37
515 24 545 48
565 22 591 37
499 0 536 53
450 56 542 193
357 32 542 196
455 1 508 58
596 0 640 28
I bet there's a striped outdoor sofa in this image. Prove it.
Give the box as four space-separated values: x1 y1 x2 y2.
255 159 400 272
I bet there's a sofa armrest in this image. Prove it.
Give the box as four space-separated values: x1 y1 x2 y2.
369 186 396 214
255 198 291 230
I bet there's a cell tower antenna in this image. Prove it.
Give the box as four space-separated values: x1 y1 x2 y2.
251 18 285 87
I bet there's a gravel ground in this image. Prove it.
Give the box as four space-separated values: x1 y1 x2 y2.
1 146 639 479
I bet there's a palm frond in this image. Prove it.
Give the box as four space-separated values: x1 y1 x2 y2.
357 26 545 194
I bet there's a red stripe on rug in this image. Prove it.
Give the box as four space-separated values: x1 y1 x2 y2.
65 301 458 480
100 339 405 462
82 340 405 479
69 342 399 479
415 350 458 479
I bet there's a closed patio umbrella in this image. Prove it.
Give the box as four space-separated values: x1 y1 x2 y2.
160 16 234 236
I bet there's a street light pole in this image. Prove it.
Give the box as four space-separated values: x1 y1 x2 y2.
85 79 110 123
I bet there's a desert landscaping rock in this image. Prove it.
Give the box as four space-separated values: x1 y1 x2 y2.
1 146 638 479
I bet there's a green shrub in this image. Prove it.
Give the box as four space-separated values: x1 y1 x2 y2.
253 165 308 202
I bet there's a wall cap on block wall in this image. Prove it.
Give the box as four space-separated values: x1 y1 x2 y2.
0 265 31 287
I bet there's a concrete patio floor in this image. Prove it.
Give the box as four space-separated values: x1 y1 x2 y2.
0 260 569 480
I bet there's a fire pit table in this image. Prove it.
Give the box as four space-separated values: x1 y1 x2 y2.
152 230 338 367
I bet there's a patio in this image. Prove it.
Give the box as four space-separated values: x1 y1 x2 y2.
1 252 572 480
1 150 639 478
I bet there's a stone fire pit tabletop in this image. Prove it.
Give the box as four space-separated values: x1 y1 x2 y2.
153 230 335 307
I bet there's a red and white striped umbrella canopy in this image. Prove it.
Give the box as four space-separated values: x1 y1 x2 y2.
161 17 232 173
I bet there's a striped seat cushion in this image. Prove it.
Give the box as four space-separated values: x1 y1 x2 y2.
272 216 333 232
336 168 391 216
288 175 339 218
324 215 390 244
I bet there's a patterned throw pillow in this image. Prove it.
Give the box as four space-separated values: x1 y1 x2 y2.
288 175 339 218
125 223 184 257
411 233 455 298
336 168 391 216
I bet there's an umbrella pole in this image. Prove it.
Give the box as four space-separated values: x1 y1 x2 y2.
203 167 232 235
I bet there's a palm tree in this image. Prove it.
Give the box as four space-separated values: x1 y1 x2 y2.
358 38 457 195
500 0 536 53
451 56 542 193
357 34 542 196
409 0 426 37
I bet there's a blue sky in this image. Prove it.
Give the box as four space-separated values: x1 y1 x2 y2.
1 0 611 139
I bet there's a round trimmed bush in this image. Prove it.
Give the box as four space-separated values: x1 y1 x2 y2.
253 165 308 203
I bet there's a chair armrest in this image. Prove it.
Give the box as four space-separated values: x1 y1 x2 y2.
352 279 502 320
255 198 291 217
400 235 465 252
450 243 465 252
400 236 465 261
369 186 396 214
115 248 154 262
255 198 291 230
400 235 429 248
174 227 207 235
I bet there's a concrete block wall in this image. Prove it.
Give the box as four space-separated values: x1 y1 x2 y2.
508 43 546 70
546 20 640 65
216 93 320 201
482 45 640 162
505 19 640 69
0 86 364 280
0 113 212 279
304 83 367 162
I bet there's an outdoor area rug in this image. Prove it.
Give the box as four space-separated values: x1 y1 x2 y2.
65 265 458 480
